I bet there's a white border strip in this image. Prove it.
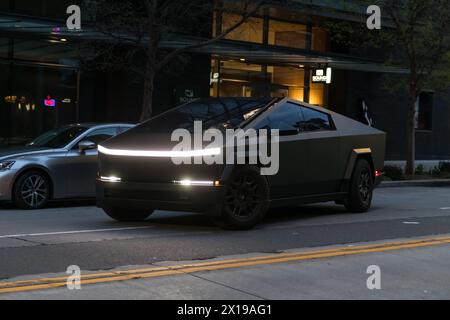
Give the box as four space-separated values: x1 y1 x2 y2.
0 227 152 239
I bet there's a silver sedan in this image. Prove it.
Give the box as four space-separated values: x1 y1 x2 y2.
0 123 134 209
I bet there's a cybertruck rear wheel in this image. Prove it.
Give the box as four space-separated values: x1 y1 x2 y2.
345 159 373 213
213 166 269 230
103 208 154 222
13 171 50 210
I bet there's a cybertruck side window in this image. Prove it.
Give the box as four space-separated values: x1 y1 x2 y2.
257 102 303 135
299 107 334 132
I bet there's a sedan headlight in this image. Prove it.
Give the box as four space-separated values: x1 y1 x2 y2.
0 161 15 171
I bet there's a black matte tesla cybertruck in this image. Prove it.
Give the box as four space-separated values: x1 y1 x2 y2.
96 98 385 229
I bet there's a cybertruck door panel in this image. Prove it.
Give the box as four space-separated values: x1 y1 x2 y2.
254 101 311 199
300 131 341 194
266 134 310 199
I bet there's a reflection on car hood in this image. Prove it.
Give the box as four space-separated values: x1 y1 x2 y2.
0 147 58 161
101 131 183 151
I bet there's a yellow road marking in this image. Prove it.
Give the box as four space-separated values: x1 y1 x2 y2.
1 236 449 294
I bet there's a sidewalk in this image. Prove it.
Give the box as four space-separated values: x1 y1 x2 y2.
380 179 450 188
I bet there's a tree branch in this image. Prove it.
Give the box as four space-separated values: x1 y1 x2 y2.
155 0 267 71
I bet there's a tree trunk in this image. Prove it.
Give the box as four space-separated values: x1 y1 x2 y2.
139 0 158 123
140 69 155 122
405 90 417 176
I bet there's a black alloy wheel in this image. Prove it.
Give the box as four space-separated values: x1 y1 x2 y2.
214 166 270 230
358 167 372 202
346 159 373 213
226 174 263 218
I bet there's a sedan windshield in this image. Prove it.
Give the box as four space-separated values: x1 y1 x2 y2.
134 98 275 134
28 126 88 148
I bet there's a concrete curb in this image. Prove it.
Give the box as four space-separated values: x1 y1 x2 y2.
380 179 450 188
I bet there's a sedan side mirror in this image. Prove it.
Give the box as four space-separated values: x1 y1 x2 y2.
78 140 96 153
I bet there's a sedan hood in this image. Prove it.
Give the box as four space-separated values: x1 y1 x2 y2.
0 147 59 161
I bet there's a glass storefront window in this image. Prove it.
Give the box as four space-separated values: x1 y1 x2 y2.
312 27 328 52
210 59 327 107
13 39 77 65
0 63 78 147
221 13 263 43
210 59 219 98
211 59 310 102
218 60 265 97
0 38 8 58
0 63 10 145
310 81 325 106
268 20 308 49
0 1 9 10
12 0 73 19
269 65 305 101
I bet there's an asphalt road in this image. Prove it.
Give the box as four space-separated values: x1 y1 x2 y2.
0 186 449 281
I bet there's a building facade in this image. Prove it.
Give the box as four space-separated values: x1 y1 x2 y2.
0 0 449 161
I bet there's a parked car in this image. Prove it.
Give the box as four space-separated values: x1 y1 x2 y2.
96 98 385 229
0 123 134 209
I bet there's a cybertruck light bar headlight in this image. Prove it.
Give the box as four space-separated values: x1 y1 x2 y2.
173 180 219 187
98 145 221 158
100 176 122 183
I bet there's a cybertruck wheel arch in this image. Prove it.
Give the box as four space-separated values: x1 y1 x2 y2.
221 163 271 191
341 148 375 192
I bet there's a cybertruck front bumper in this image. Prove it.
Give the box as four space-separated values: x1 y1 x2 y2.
96 179 224 215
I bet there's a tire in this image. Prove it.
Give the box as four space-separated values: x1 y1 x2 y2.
345 159 373 213
13 171 51 210
213 166 270 230
103 207 154 222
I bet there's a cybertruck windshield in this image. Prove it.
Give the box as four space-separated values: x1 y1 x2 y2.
134 98 275 134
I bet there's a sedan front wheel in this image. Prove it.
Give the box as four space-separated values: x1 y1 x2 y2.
13 171 50 209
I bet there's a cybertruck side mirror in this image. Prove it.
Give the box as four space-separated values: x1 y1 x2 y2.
78 140 96 153
279 129 299 136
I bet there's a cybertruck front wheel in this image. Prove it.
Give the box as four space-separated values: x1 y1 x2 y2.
345 159 373 213
213 166 270 230
103 208 154 222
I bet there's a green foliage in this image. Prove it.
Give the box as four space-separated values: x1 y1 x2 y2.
384 165 405 181
431 162 450 177
414 164 424 175
326 0 450 94
439 162 450 173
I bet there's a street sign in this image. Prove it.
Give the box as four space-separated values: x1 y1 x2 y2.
312 68 332 84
